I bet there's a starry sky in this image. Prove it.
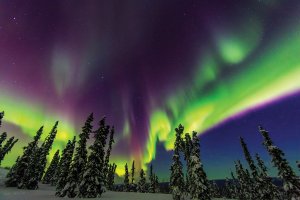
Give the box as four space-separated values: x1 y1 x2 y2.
1 0 300 180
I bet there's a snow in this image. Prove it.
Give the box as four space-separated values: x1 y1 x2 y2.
0 168 231 200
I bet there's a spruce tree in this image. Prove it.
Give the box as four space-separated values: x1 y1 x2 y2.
189 131 211 200
18 146 42 189
42 150 60 184
259 126 300 199
55 137 76 196
104 126 114 181
183 133 192 194
5 126 43 187
149 164 156 193
52 139 73 186
37 121 58 180
235 160 253 200
77 116 107 198
107 163 117 191
137 168 146 193
130 160 137 191
0 136 18 165
124 163 130 192
60 114 93 197
170 125 185 200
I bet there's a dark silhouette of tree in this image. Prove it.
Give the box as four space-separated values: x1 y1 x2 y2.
77 117 107 198
189 131 211 200
37 121 58 180
60 113 93 197
0 136 18 165
137 168 146 193
55 137 76 197
5 126 43 187
107 163 117 191
18 146 42 189
124 163 130 192
42 150 60 184
259 126 300 199
170 124 185 200
104 126 114 183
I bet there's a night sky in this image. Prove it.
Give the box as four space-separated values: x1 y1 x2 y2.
1 0 300 180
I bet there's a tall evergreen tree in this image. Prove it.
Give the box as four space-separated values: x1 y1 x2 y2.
0 136 18 165
189 131 211 200
18 146 42 189
52 139 74 186
239 137 261 199
170 125 185 200
42 150 60 184
37 121 58 180
149 164 156 193
235 160 252 200
5 126 43 187
55 137 76 196
107 163 117 191
123 163 130 192
131 160 135 184
183 133 192 194
130 160 137 192
104 126 114 181
137 168 146 193
255 153 281 199
259 126 300 199
77 116 107 198
60 114 93 197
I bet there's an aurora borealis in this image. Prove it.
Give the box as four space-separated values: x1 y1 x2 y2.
1 0 300 180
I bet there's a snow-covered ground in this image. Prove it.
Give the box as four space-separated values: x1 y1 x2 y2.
0 168 229 200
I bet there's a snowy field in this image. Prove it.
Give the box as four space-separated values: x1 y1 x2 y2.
0 168 229 200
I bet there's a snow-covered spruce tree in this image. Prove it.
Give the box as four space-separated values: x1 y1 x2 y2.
107 163 117 191
77 117 107 198
259 126 300 199
240 137 279 200
37 121 58 181
123 163 130 192
235 160 253 200
104 126 115 183
189 131 211 200
137 168 146 193
42 150 60 184
183 133 192 194
5 126 43 187
209 181 221 198
0 136 18 165
255 152 281 199
60 113 93 198
51 139 73 186
55 137 76 196
170 124 185 200
130 160 137 191
149 164 156 193
18 146 42 189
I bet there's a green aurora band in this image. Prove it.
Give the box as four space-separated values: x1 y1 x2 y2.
144 22 300 167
